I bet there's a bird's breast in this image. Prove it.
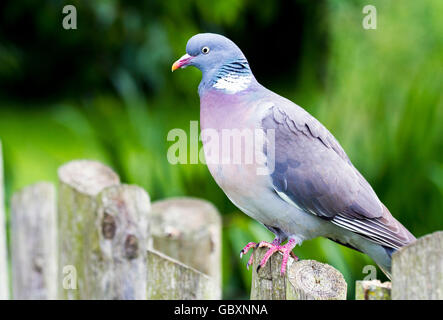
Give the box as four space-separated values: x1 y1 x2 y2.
199 91 276 220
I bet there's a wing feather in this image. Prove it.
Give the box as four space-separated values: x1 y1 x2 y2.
262 101 415 249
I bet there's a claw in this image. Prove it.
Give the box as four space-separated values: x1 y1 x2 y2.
240 241 258 270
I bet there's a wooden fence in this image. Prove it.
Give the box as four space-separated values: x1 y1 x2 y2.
0 142 441 300
1 155 222 299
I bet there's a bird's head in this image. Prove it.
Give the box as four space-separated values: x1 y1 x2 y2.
172 33 246 72
172 33 254 94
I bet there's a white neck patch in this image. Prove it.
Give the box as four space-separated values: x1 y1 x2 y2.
212 73 252 94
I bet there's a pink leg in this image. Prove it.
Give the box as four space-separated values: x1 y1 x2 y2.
257 238 299 275
280 240 298 274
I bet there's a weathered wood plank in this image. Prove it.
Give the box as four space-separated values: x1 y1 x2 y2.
96 184 150 299
57 160 120 299
392 231 443 300
250 247 287 300
355 280 391 300
10 182 57 299
147 249 220 300
149 197 222 287
251 247 347 300
0 140 9 299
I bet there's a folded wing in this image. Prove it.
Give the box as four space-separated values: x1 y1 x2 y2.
262 102 415 249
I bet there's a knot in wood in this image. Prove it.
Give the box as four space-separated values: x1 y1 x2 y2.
164 225 180 238
102 213 116 239
32 257 44 274
124 235 139 260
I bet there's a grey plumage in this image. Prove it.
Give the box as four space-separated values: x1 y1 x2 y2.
262 99 415 251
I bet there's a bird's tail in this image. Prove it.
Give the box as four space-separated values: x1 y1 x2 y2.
378 265 392 280
377 205 416 279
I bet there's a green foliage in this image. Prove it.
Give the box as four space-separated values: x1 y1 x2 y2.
0 0 441 299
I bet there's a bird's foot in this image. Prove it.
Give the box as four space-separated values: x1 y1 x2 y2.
240 239 280 270
257 238 298 275
240 238 298 273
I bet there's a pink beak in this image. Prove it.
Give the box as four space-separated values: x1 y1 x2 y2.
171 54 193 72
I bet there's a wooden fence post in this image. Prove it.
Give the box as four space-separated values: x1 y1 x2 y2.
0 140 9 299
10 182 57 299
355 280 391 300
147 249 220 299
392 231 443 299
96 184 151 299
58 160 221 300
57 160 120 299
149 197 222 288
251 247 347 300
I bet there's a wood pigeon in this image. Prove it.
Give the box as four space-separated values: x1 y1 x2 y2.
172 33 416 277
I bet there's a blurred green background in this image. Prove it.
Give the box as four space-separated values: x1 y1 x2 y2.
0 0 442 299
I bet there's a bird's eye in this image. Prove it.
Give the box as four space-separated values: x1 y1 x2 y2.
201 46 210 54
